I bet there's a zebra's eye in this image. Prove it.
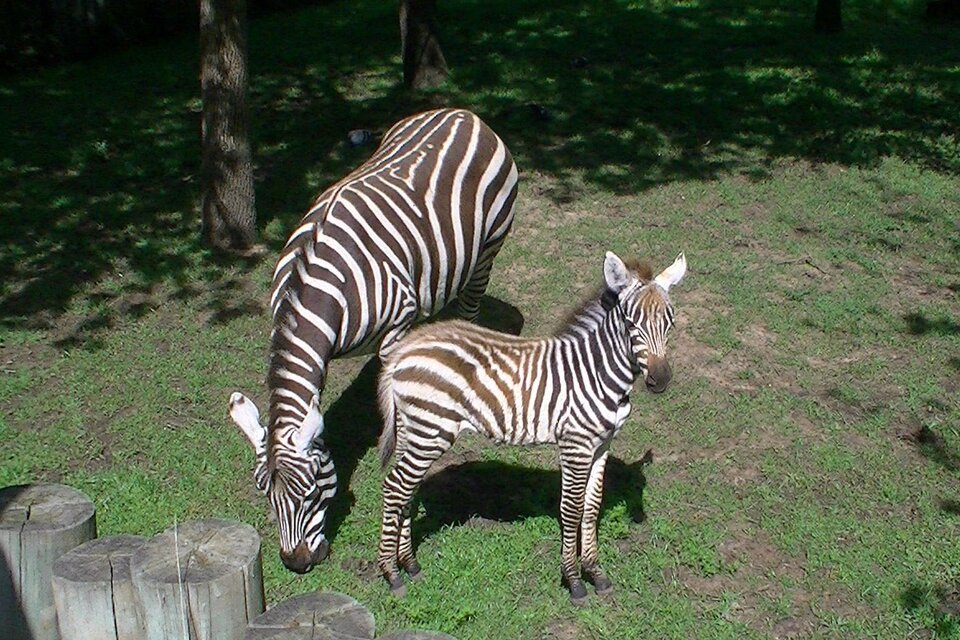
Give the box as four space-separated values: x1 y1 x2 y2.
638 349 649 360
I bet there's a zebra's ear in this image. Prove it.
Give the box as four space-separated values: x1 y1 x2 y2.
229 392 266 457
654 252 687 291
603 251 634 293
294 394 324 452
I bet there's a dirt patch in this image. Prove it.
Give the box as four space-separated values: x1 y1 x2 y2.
542 618 591 640
665 523 876 637
0 341 64 424
340 556 380 582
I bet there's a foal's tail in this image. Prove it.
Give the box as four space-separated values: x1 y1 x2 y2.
377 362 398 469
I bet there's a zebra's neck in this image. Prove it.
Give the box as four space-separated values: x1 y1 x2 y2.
266 304 337 438
577 304 637 403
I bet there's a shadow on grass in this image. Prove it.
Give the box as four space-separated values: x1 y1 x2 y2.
413 454 649 548
904 312 960 336
900 582 960 636
939 498 960 516
1 0 958 338
322 355 382 542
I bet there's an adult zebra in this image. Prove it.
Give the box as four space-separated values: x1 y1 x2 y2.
229 108 519 574
376 250 686 602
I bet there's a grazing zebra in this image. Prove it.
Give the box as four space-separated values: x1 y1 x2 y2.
376 250 686 602
229 108 519 574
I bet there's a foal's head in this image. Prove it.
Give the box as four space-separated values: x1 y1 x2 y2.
603 251 687 393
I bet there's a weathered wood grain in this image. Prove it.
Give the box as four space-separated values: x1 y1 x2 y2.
53 534 147 640
0 483 97 640
243 591 375 640
130 518 264 640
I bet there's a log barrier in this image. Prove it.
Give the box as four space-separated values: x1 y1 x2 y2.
1 483 457 640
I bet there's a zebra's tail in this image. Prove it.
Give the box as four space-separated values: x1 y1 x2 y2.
377 363 398 469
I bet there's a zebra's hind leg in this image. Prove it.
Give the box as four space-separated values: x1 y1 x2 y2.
378 424 454 596
580 450 613 595
397 501 422 580
377 482 408 596
559 444 592 605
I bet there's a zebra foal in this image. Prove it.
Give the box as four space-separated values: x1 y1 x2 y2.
376 250 687 602
229 108 518 574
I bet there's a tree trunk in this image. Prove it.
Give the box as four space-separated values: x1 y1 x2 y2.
200 0 256 250
399 0 448 90
814 0 842 33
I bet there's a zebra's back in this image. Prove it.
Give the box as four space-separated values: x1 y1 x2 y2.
270 108 518 358
381 320 567 447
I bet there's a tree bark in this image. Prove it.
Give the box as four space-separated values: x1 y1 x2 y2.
814 0 842 34
399 0 449 90
200 0 256 250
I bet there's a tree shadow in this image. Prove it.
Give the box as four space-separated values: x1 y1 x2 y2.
939 498 960 516
412 453 651 549
904 312 960 337
907 424 960 473
0 485 33 640
900 582 960 636
2 0 958 339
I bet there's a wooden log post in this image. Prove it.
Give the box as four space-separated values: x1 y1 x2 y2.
0 483 97 640
130 519 264 640
244 592 375 640
52 534 148 640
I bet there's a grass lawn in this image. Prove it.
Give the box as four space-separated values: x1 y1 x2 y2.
1 0 959 637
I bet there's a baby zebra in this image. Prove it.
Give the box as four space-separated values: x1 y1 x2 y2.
376 250 687 602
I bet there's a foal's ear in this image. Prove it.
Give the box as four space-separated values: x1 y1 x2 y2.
603 251 635 293
229 392 266 456
654 252 687 291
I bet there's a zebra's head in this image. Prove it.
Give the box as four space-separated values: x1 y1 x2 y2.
228 392 336 574
603 251 687 393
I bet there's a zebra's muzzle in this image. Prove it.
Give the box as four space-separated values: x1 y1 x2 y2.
644 356 672 394
280 539 329 573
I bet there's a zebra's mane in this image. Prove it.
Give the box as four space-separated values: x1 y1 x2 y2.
555 259 653 335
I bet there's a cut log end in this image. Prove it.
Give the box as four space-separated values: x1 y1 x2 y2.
245 591 375 640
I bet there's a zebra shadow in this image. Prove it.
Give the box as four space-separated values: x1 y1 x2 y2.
321 295 525 542
411 453 650 548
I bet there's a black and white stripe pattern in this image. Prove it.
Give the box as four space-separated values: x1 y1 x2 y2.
375 251 686 601
230 108 519 573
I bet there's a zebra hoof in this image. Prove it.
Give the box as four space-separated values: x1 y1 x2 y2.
585 570 613 595
386 574 407 598
405 561 423 581
594 577 614 596
567 579 589 605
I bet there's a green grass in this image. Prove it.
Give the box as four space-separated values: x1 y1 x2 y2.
2 0 960 638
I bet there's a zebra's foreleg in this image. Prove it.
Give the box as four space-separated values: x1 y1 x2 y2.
580 449 613 595
558 444 592 604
